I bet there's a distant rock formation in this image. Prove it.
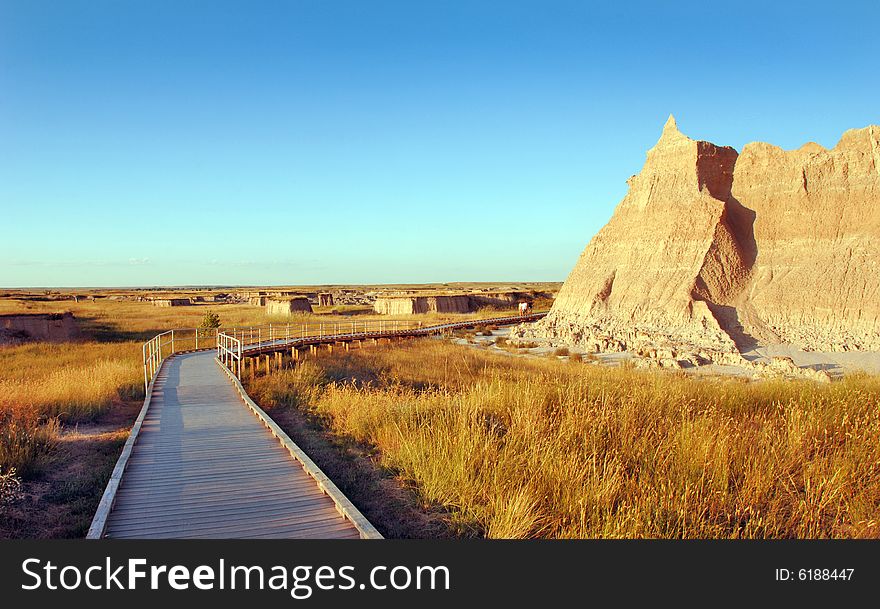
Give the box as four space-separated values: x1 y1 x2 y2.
373 290 543 315
374 295 472 315
153 298 192 307
470 291 541 309
0 312 81 344
524 116 880 354
266 297 313 316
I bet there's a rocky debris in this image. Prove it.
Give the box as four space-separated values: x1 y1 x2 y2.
328 290 375 306
519 116 880 376
754 356 832 383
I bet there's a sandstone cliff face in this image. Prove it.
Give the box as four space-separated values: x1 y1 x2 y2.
374 295 472 315
266 298 313 315
529 118 880 354
732 126 880 350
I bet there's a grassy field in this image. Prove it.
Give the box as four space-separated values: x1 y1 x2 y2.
0 337 144 537
0 298 525 342
245 339 880 539
0 294 527 537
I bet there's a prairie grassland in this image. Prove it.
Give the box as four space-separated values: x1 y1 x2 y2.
0 297 521 478
246 340 880 539
0 293 529 536
0 341 142 476
0 298 523 342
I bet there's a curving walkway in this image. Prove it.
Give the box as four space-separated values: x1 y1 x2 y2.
102 351 361 539
91 313 545 539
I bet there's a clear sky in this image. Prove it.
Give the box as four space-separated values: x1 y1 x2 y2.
1 1 878 287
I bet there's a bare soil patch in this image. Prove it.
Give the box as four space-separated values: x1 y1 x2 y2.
0 399 140 539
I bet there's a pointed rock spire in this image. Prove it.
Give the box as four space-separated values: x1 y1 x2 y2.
649 114 688 152
661 114 681 139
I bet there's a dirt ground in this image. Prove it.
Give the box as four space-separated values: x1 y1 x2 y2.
0 399 141 539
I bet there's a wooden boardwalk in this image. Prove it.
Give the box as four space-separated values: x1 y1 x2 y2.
90 313 546 539
100 351 363 539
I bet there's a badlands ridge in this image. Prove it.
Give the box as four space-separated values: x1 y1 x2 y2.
516 116 880 376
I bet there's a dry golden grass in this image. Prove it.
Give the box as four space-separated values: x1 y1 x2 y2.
0 291 539 535
0 296 522 478
247 340 880 539
0 342 143 419
0 341 143 476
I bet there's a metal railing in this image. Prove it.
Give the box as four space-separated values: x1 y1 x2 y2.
217 332 242 378
142 313 547 390
220 319 424 350
142 331 172 392
215 312 548 379
141 327 220 392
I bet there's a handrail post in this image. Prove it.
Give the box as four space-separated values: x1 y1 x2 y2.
171 329 175 354
143 343 148 393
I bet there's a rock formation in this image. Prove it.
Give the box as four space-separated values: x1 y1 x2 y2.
0 312 82 343
470 291 540 308
266 297 313 316
374 295 472 315
731 127 880 350
522 116 880 355
153 298 192 307
318 293 335 307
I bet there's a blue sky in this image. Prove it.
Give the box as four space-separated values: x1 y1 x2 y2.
1 1 878 287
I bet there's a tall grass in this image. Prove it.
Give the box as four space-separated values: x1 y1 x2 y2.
247 341 880 538
0 342 143 475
